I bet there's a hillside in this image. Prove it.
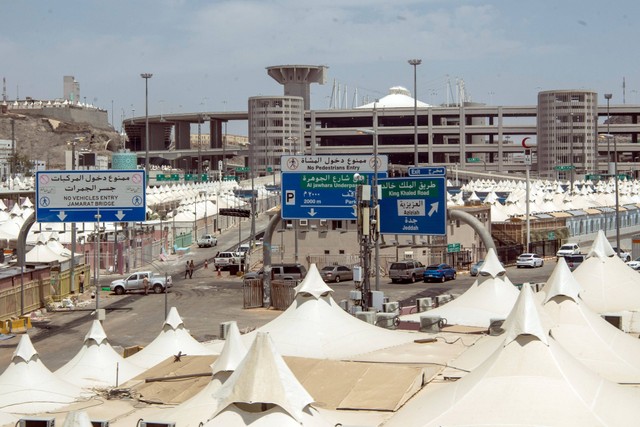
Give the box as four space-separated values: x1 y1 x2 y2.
0 111 122 170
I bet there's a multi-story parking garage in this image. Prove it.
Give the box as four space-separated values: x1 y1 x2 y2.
123 65 640 181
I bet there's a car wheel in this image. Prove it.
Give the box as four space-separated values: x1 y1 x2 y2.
114 286 125 295
410 274 416 283
452 272 457 280
391 279 398 284
423 278 429 283
335 276 341 283
540 261 544 267
440 276 445 283
517 265 521 268
153 284 163 294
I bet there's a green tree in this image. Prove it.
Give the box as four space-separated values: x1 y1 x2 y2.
8 152 34 176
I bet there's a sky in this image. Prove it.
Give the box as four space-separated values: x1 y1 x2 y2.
2 0 639 135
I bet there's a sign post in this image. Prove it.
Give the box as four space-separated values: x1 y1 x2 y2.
36 170 146 223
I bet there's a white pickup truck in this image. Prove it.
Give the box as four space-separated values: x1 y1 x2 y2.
110 271 172 295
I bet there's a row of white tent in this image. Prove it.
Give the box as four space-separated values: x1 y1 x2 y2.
2 230 640 425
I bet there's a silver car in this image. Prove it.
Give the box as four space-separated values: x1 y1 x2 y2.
319 265 353 283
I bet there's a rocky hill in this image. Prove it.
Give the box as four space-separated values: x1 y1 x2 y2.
0 111 122 170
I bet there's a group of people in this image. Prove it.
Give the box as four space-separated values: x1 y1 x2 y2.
185 260 195 279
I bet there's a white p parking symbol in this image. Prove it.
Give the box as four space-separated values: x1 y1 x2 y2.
285 190 296 205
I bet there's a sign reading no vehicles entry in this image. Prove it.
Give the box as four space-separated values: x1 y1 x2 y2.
36 170 146 223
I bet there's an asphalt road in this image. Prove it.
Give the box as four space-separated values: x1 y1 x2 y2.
0 256 557 372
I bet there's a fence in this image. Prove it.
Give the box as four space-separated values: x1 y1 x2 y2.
0 264 90 320
242 279 299 310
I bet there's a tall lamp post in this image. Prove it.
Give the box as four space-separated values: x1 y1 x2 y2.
604 93 612 174
408 59 422 166
569 111 575 193
141 73 153 181
601 132 620 259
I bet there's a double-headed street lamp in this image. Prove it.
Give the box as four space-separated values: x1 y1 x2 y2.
141 73 153 182
408 59 422 167
604 93 613 173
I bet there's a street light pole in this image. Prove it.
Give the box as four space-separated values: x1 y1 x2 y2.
569 111 574 193
141 73 153 182
408 59 422 167
197 115 202 178
604 93 612 174
614 134 620 259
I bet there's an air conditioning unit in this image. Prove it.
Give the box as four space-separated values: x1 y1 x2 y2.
219 321 236 339
319 219 327 226
285 222 293 229
355 311 376 324
416 297 433 312
420 315 444 333
488 318 505 336
91 421 109 427
339 299 349 311
382 301 400 314
19 419 55 427
436 294 453 306
299 219 308 226
349 290 362 300
376 312 397 330
139 422 176 427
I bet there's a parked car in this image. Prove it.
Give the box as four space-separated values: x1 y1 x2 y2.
110 271 172 295
564 254 587 271
626 256 640 270
516 253 544 268
423 263 457 283
243 263 308 281
214 251 244 270
612 247 632 262
470 260 484 276
237 243 251 254
197 234 218 248
319 265 353 283
388 260 426 283
556 243 581 258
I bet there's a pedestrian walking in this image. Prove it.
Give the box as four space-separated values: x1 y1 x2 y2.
189 260 195 279
142 274 149 295
78 271 85 294
185 261 190 279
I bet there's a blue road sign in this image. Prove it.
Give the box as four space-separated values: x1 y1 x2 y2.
378 176 447 235
281 155 388 220
36 170 146 223
408 166 446 177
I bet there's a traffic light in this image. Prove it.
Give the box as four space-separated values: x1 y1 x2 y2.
219 208 251 218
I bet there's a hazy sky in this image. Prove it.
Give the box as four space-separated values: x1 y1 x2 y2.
2 0 638 134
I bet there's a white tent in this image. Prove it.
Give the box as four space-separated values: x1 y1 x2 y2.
539 258 640 383
148 321 249 426
400 249 518 328
55 320 144 389
451 258 640 384
25 239 66 263
573 230 640 328
224 264 418 359
0 335 85 414
384 284 640 427
126 307 214 370
204 332 330 427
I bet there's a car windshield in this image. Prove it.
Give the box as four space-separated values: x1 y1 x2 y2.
390 263 408 269
560 245 574 250
321 266 334 271
426 264 441 270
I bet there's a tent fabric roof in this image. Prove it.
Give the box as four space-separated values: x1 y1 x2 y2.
477 248 505 278
208 333 319 425
357 86 431 109
0 335 85 414
385 283 640 427
126 307 214 370
231 265 418 359
55 320 144 388
400 275 519 328
294 264 333 298
573 231 640 314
